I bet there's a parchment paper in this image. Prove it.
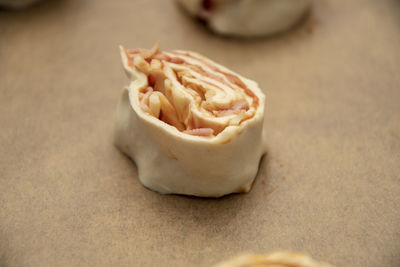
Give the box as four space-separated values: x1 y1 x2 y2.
1 0 399 266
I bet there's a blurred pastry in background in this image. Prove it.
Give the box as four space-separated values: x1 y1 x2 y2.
0 0 42 9
214 252 333 267
177 0 311 37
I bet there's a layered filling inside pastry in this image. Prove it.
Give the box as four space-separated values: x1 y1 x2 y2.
123 44 259 137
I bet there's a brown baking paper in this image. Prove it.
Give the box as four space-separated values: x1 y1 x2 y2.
0 0 399 266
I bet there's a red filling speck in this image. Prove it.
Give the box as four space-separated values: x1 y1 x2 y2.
202 0 213 11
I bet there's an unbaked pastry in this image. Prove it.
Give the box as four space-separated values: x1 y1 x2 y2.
177 0 311 37
114 43 266 197
214 252 334 267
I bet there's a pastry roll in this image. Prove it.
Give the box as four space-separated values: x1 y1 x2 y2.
177 0 311 37
114 43 265 197
214 252 334 267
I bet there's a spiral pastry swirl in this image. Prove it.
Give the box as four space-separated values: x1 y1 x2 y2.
121 43 260 137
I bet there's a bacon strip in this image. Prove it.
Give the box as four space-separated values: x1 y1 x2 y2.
183 128 214 137
232 99 249 111
213 99 249 117
171 51 259 108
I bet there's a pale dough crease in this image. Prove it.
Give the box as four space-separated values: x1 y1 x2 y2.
114 43 266 197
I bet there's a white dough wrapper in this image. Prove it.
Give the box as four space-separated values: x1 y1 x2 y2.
214 252 334 267
177 0 311 37
114 44 266 197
